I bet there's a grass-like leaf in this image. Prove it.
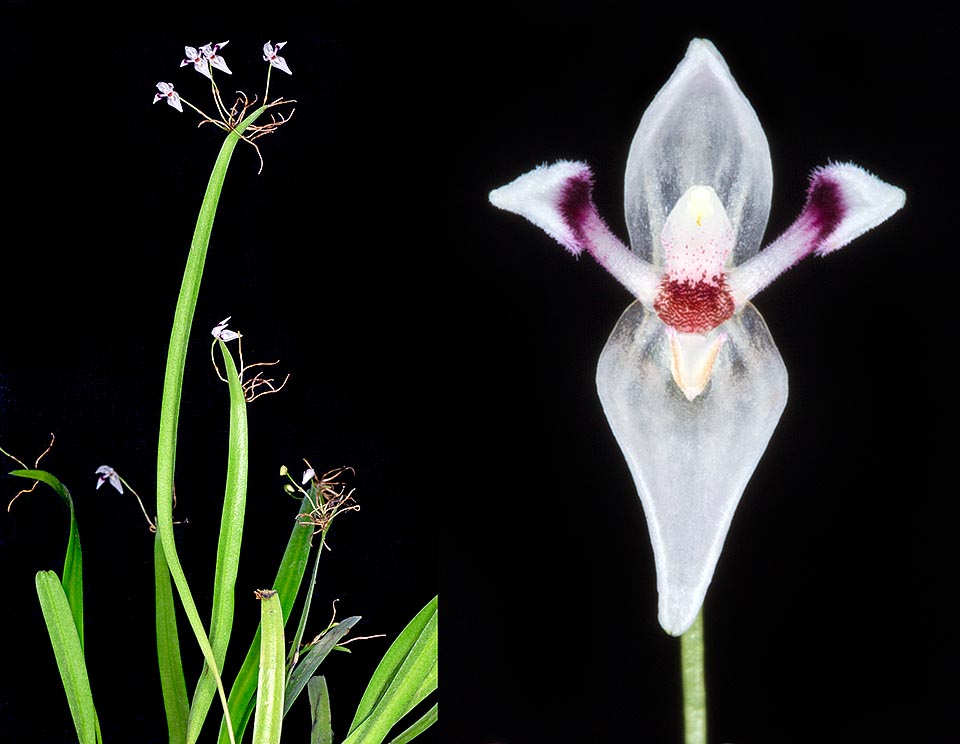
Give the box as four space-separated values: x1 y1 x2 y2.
341 597 438 744
187 339 250 740
307 676 333 744
218 491 316 744
153 107 266 744
35 570 98 744
11 469 84 648
284 616 361 716
386 703 437 744
252 590 285 744
155 531 189 744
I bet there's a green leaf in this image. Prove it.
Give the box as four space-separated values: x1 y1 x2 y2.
35 570 97 744
342 597 438 744
187 339 250 740
386 703 437 744
218 491 316 744
155 531 189 744
252 590 285 744
153 107 267 744
11 469 84 648
284 616 361 716
307 676 333 744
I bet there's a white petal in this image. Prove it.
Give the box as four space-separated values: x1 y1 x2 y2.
727 163 906 305
302 468 316 485
597 301 787 635
108 473 124 494
490 162 660 307
660 185 734 283
624 39 772 269
166 92 183 113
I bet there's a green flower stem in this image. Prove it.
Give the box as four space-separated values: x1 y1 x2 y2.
154 105 266 744
680 611 706 744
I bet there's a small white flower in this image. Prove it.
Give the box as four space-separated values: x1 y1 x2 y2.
302 468 316 485
211 316 241 342
181 46 211 79
153 82 183 113
95 466 123 494
263 41 292 75
201 41 232 75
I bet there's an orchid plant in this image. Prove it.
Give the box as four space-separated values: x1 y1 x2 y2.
4 39 436 744
489 38 903 743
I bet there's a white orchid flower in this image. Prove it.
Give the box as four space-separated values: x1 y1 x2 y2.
211 316 241 342
153 82 183 113
95 465 123 494
489 39 905 636
263 41 292 75
181 46 211 78
200 41 232 75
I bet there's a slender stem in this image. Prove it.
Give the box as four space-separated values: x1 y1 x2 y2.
680 610 706 744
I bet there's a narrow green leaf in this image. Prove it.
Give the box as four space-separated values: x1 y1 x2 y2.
284 616 361 716
386 703 437 744
218 492 316 744
155 532 189 744
154 107 266 744
11 469 84 648
348 597 438 735
307 676 333 744
342 598 438 744
187 339 249 740
252 590 285 744
286 519 325 671
35 570 97 744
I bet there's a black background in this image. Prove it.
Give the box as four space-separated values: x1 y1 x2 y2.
1 4 954 744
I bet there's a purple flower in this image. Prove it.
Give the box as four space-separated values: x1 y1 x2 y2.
95 466 123 494
181 46 211 79
152 82 183 112
263 41 292 75
201 41 232 75
211 316 241 342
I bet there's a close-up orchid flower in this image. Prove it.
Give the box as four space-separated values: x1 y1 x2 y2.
489 37 905 641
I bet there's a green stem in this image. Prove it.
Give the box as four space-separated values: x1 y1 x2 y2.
154 105 266 744
680 611 706 744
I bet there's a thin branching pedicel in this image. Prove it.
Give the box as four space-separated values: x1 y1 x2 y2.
285 462 360 535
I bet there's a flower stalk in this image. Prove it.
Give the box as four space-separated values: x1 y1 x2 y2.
680 611 706 744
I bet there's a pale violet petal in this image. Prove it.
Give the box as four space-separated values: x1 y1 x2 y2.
727 163 906 305
596 301 787 635
624 39 772 269
490 162 660 307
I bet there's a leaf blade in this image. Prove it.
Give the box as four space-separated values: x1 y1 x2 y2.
35 570 97 744
252 590 285 744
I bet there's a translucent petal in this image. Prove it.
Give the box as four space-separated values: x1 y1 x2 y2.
624 39 772 269
596 300 787 635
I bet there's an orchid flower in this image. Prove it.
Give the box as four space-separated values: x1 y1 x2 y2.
181 46 211 79
263 41 292 75
153 82 183 113
95 465 123 494
302 468 316 485
489 39 905 636
201 41 232 75
211 316 240 342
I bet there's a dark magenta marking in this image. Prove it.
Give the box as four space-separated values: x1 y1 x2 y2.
654 278 735 334
804 173 847 243
557 170 596 249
